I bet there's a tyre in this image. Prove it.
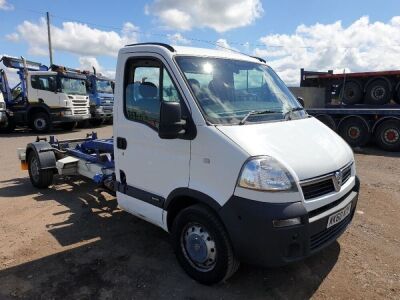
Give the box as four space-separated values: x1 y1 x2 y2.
374 120 400 151
27 151 53 188
60 122 76 131
31 112 51 133
393 87 400 104
339 117 370 147
315 114 336 131
365 79 391 105
89 118 103 127
171 204 239 285
0 115 16 133
340 81 363 105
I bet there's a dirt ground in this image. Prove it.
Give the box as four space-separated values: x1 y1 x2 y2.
0 125 399 300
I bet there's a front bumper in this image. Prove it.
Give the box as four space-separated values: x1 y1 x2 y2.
51 113 91 123
219 176 360 267
90 106 113 119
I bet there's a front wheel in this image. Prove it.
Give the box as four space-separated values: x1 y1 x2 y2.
28 151 53 188
31 112 51 133
171 204 239 285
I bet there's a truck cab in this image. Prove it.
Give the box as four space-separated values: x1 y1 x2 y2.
0 57 91 132
20 43 360 284
86 72 114 125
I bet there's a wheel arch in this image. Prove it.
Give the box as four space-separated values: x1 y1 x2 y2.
165 188 222 231
27 104 51 121
26 141 57 171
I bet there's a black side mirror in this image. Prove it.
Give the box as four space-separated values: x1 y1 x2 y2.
297 97 305 107
159 101 185 139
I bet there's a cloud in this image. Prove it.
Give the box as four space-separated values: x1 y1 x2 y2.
254 16 400 86
7 18 139 57
146 0 263 32
78 56 115 79
215 39 238 52
0 0 13 10
167 33 190 45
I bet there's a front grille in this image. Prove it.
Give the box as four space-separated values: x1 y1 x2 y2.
302 178 335 200
73 108 89 115
342 164 351 184
100 97 114 106
310 214 351 251
308 190 352 219
301 163 353 200
72 99 89 107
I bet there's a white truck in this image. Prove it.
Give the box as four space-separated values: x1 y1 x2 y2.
0 57 90 132
18 43 360 284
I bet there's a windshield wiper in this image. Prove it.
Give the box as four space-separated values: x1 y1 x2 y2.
283 107 305 120
239 110 278 125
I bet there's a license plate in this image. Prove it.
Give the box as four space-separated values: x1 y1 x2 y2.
327 203 352 228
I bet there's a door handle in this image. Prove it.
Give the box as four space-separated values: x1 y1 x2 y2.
117 137 127 149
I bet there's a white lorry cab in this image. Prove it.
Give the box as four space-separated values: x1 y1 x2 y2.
19 43 359 284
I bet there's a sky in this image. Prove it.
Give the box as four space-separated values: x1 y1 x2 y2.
0 0 399 86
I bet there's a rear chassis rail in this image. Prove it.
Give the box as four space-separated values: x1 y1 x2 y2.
17 132 115 191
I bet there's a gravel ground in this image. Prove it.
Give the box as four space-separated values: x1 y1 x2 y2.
0 125 399 299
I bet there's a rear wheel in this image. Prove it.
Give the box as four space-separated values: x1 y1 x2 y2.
374 120 400 151
365 79 391 105
27 151 53 188
340 81 363 105
31 112 51 133
171 204 239 285
315 114 336 131
339 117 370 147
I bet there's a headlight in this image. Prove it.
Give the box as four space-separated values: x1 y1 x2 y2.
64 110 72 116
0 102 5 110
238 156 295 191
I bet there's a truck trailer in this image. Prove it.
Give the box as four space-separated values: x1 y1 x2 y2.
294 69 400 151
18 43 360 284
0 56 90 133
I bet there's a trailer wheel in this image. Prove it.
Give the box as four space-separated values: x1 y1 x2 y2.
27 151 53 188
339 117 370 147
171 204 239 285
341 81 363 105
316 115 336 131
365 79 391 105
31 112 51 133
374 120 400 151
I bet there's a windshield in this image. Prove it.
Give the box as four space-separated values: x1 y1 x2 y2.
96 79 113 94
176 56 306 125
60 77 87 95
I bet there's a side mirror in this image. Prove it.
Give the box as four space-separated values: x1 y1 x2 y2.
297 97 305 107
159 101 185 139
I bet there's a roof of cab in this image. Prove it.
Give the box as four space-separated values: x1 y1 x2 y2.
122 43 265 64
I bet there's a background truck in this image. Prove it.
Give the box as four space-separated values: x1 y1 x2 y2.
18 43 359 285
289 68 400 151
0 56 90 133
85 67 114 126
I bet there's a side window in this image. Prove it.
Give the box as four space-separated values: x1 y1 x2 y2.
31 75 57 91
162 68 180 102
124 59 182 129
